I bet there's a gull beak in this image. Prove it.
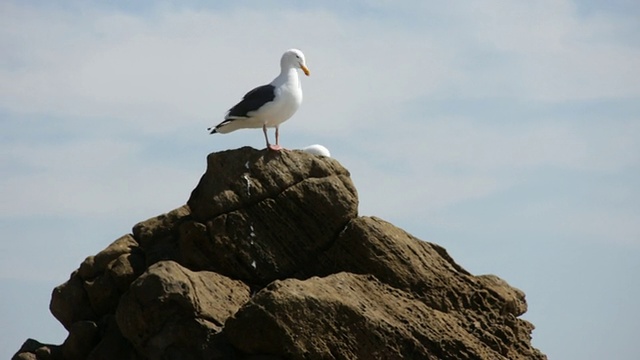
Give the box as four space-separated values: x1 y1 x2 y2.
300 64 310 76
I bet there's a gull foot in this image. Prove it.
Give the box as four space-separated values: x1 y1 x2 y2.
267 144 283 151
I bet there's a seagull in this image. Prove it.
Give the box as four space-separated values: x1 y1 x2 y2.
302 144 331 157
208 49 310 151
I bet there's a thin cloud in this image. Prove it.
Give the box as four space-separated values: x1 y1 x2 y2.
1 1 638 221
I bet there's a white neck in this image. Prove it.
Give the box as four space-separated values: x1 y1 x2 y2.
271 67 299 87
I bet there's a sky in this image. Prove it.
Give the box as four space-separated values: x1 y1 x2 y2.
1 0 639 358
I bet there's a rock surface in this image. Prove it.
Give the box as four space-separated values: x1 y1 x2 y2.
14 147 546 360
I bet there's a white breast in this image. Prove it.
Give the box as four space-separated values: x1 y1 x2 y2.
261 69 303 127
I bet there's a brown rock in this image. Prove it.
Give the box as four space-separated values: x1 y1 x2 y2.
87 316 140 360
132 205 191 266
78 234 139 279
180 174 357 286
314 216 541 358
224 273 475 359
79 235 146 317
187 147 355 221
317 216 472 309
61 321 100 360
16 147 545 359
12 339 62 360
12 353 37 360
49 271 96 330
116 260 250 359
317 216 527 315
226 273 544 360
51 234 145 330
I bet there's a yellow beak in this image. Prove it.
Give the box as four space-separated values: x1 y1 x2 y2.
301 64 310 76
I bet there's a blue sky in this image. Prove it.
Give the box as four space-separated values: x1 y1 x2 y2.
1 1 639 359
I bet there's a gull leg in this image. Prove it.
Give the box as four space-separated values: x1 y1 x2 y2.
268 126 283 151
262 124 272 148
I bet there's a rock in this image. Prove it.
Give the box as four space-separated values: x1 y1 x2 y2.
12 353 37 360
132 205 191 266
50 234 146 331
78 234 139 279
15 147 546 359
80 234 146 317
49 271 96 330
86 316 140 360
316 216 473 309
12 339 62 360
116 260 250 359
225 272 544 360
186 147 355 221
180 167 358 285
61 321 100 360
316 216 528 316
133 205 191 245
314 216 540 357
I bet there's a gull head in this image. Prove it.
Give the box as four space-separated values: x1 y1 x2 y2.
282 49 310 76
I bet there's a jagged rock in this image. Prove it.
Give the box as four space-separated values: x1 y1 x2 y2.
50 234 146 330
116 260 250 359
80 234 146 317
187 147 355 222
87 316 140 360
334 216 530 316
133 205 191 266
315 216 477 311
15 147 546 360
61 321 100 360
179 149 358 286
226 272 535 359
313 216 539 357
49 271 96 330
11 339 62 360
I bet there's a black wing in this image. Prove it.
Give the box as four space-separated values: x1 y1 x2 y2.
227 84 276 118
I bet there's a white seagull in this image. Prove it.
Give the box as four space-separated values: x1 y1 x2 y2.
208 49 310 151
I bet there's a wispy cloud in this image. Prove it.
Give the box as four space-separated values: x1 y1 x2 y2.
1 0 638 225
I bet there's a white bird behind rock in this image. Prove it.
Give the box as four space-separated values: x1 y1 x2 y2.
302 144 331 157
208 49 310 151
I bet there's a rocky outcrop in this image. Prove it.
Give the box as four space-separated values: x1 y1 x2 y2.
14 147 546 360
116 261 250 359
